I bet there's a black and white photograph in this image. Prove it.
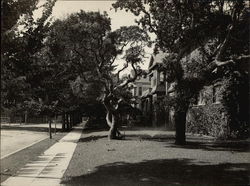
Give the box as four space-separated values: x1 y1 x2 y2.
1 0 249 185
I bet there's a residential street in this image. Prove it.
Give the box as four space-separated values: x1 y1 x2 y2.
2 1 249 186
1 124 82 186
1 122 249 186
1 123 61 158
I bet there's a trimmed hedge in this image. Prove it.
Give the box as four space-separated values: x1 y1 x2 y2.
186 104 228 138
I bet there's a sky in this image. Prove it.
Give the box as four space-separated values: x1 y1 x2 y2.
53 0 137 31
35 0 155 75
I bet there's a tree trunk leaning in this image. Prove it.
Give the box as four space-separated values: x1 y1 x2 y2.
106 112 121 139
62 113 65 131
49 116 52 139
174 111 187 145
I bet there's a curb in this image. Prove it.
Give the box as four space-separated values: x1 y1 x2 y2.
1 137 48 160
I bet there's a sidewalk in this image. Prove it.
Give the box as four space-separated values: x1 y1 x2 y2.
1 124 83 186
1 123 53 159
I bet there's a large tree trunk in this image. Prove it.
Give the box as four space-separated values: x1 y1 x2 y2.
66 113 70 130
108 114 117 139
24 111 28 124
174 110 187 145
69 113 73 128
48 116 52 139
103 93 123 140
62 112 66 131
106 112 121 139
170 80 189 145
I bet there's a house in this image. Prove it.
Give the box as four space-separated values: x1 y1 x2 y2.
129 74 151 110
138 39 248 138
141 50 168 127
174 43 248 138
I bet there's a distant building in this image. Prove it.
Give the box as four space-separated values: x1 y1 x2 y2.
141 51 168 127
138 42 248 138
169 43 248 138
129 73 151 110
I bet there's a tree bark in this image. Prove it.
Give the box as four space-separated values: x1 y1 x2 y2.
106 112 121 139
48 116 52 139
69 113 73 128
66 113 69 130
24 111 28 124
174 110 187 145
62 112 65 131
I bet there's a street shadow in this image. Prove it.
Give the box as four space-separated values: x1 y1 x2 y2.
78 135 107 143
61 158 250 186
123 134 176 142
169 140 250 152
121 126 173 131
77 133 175 143
122 134 249 152
82 128 107 134
78 130 249 152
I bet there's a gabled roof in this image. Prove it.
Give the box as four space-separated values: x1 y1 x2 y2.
148 50 169 70
141 88 152 98
150 83 166 94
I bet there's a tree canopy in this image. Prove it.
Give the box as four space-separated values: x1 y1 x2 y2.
1 0 56 113
113 0 249 143
44 10 150 138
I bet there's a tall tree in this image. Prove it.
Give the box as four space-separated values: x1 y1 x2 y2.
113 0 249 144
1 0 56 111
46 11 150 139
1 0 57 135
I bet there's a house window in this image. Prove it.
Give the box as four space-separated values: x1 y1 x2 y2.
193 94 199 105
160 72 165 82
153 77 156 86
165 82 168 95
198 91 206 105
134 87 137 96
213 85 221 104
139 87 142 96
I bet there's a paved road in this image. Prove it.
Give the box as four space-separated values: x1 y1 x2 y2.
2 124 82 186
1 123 62 159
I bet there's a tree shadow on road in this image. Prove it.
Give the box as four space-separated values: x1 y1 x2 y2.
123 134 176 141
78 135 108 143
117 132 249 152
61 158 249 186
168 140 250 152
78 130 249 152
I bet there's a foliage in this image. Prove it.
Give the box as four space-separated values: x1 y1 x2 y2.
113 0 249 55
1 0 56 114
2 1 150 135
113 0 249 142
43 10 150 131
186 73 249 139
1 0 39 33
186 104 227 138
220 73 249 138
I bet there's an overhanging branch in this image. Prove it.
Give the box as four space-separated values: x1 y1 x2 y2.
114 62 140 91
116 62 129 82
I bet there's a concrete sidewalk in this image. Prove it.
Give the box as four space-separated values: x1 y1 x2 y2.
2 124 83 186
